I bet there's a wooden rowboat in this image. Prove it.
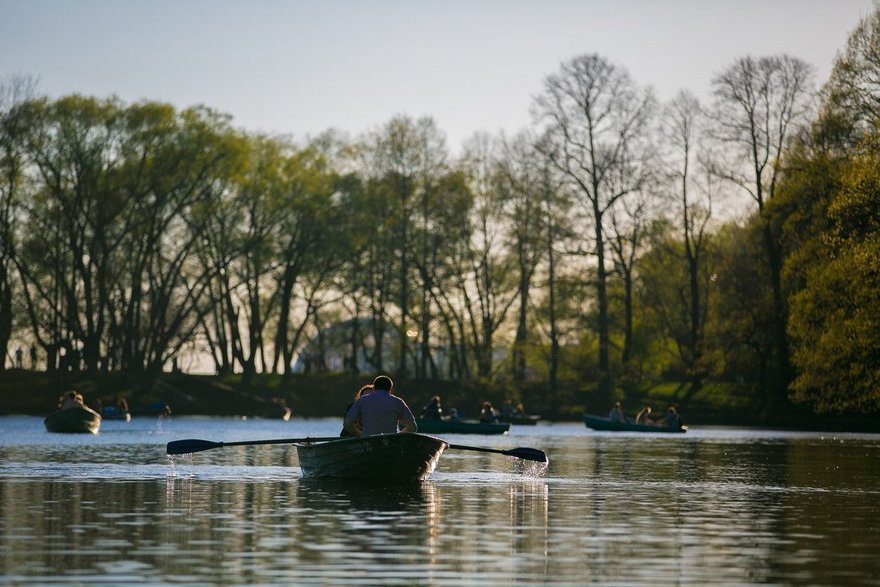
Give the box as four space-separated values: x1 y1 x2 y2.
415 418 510 435
44 406 102 434
584 413 687 433
295 433 448 482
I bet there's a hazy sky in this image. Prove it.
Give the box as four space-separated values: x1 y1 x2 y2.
1 0 875 151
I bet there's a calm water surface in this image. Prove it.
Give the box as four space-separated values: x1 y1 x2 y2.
1 415 878 585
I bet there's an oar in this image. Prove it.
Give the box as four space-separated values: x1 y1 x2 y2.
447 443 547 463
166 436 339 455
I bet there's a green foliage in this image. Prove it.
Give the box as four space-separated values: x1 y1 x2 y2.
789 135 880 413
705 223 778 386
4 11 880 419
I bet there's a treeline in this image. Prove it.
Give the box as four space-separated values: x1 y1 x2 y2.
2 9 879 414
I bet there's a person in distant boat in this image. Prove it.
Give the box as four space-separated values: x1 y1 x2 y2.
479 401 498 423
60 390 84 410
608 402 626 422
340 384 373 437
420 395 443 420
343 375 416 436
655 406 681 429
635 406 652 425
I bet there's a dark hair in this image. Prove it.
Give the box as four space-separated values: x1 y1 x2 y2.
373 375 393 391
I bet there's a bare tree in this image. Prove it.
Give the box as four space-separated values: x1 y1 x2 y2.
825 6 880 137
710 55 814 393
533 54 655 399
459 132 518 380
495 131 545 383
657 90 714 386
0 75 39 370
534 148 573 399
607 191 651 373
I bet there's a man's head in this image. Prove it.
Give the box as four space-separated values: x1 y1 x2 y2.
373 375 393 391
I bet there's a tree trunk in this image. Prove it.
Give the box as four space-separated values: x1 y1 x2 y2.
594 202 612 400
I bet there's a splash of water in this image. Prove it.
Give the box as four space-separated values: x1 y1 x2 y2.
512 456 549 477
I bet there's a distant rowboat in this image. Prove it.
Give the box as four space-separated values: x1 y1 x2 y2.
415 418 510 435
44 406 102 434
584 413 687 433
101 406 132 422
295 433 447 482
499 414 540 426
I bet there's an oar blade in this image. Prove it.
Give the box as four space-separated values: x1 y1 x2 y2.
166 438 223 455
447 442 548 463
504 447 548 463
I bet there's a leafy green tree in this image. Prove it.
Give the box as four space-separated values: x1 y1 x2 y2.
788 131 880 412
707 223 776 393
13 96 242 387
16 94 129 376
273 137 349 383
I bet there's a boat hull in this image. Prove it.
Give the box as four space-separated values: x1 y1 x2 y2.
44 407 102 434
584 414 686 433
296 433 447 482
101 407 131 422
500 414 540 426
416 419 510 435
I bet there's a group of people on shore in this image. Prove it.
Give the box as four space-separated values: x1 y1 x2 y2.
608 402 682 429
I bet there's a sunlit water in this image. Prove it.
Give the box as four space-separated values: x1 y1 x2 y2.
1 415 879 585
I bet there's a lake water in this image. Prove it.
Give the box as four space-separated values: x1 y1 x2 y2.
1 416 879 585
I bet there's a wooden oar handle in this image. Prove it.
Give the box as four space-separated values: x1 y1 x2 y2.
166 436 341 455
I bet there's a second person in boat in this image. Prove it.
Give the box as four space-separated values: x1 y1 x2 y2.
479 401 499 423
420 395 443 420
343 375 417 436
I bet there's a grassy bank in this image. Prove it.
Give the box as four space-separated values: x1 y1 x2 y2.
1 369 876 432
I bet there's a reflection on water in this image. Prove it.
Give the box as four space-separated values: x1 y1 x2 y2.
1 416 880 585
